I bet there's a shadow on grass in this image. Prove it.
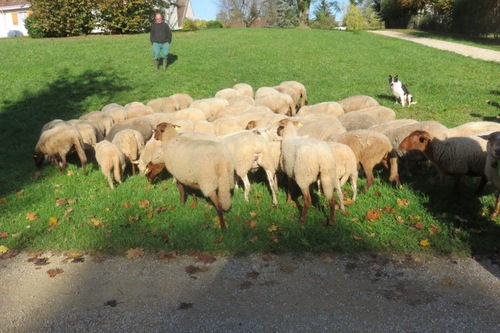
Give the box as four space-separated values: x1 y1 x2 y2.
0 69 130 196
377 93 396 103
167 53 178 66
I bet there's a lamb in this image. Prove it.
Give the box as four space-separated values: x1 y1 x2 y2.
337 95 379 113
327 142 358 208
297 102 344 117
277 119 339 225
274 84 301 108
333 130 400 191
105 117 155 142
338 106 396 131
255 93 295 116
134 136 164 176
215 88 242 100
79 111 115 137
479 132 500 218
447 121 500 138
154 122 235 231
111 129 145 175
233 83 253 97
280 81 308 107
222 131 278 206
94 140 126 189
399 130 487 193
147 97 179 113
34 125 87 175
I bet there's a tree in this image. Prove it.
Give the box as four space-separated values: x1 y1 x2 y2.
296 0 313 26
25 0 97 38
96 0 175 34
311 0 340 29
217 0 263 27
262 0 298 28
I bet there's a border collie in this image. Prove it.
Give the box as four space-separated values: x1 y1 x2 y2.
389 75 416 107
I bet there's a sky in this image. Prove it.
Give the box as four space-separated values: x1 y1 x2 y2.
189 0 350 22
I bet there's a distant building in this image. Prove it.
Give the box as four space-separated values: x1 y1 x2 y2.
0 0 31 38
165 0 195 30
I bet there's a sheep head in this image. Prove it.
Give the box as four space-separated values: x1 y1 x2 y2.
154 122 179 142
277 119 302 137
399 130 431 153
33 152 44 169
480 131 500 159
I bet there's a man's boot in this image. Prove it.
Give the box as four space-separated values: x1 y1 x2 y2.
153 59 160 71
162 57 168 71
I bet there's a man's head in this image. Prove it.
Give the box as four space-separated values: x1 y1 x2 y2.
155 13 163 23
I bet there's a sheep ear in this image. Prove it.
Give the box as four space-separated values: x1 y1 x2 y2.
145 165 151 174
478 134 491 141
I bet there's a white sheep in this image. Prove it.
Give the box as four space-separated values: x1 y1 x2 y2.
68 119 103 149
327 142 358 208
190 98 229 121
278 119 339 225
169 93 193 110
479 132 500 218
399 130 487 194
255 93 296 116
147 97 179 113
297 102 344 118
125 104 154 119
368 119 419 133
280 81 308 107
233 83 254 97
215 88 242 100
111 129 145 176
101 104 127 124
34 125 87 175
255 86 280 99
41 119 69 133
172 108 207 122
296 119 346 141
105 117 155 142
222 131 278 206
79 111 115 137
227 95 255 107
134 136 163 177
274 84 300 108
213 117 245 136
94 140 126 189
338 106 396 131
447 121 500 138
193 120 216 135
337 95 379 112
333 130 400 191
154 122 235 231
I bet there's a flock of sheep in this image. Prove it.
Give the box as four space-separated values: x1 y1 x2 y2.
34 81 500 230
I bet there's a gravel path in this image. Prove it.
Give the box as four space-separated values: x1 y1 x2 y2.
369 30 500 63
1 251 499 332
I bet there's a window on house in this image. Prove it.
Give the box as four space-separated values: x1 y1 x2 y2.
12 12 19 25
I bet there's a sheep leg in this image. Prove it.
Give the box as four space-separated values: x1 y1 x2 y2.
59 154 67 174
209 192 227 231
475 175 488 195
264 169 278 207
131 162 136 176
453 175 462 195
491 193 500 219
242 174 251 202
328 196 336 226
177 182 186 206
388 151 400 187
286 176 294 204
105 171 115 190
299 188 311 223
362 164 375 192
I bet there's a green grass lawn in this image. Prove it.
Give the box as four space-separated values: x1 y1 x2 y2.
1 28 499 256
400 29 500 52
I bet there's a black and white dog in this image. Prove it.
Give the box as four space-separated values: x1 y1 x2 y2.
389 75 416 107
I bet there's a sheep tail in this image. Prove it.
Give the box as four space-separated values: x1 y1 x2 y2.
217 160 234 211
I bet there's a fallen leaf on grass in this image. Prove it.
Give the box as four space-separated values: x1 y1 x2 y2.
397 198 410 207
34 171 41 180
0 245 9 254
419 238 431 247
267 224 278 232
89 218 104 228
0 197 7 204
381 206 395 214
429 224 441 234
185 265 209 275
47 268 64 277
26 212 38 221
49 217 58 227
414 221 424 230
0 232 8 239
66 170 75 176
126 247 144 260
352 235 363 241
122 202 131 208
214 234 224 244
68 252 85 263
246 220 257 229
138 199 150 209
365 209 382 222
55 198 67 206
249 211 257 218
343 198 355 206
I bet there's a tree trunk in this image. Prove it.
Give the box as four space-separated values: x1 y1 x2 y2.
297 0 312 27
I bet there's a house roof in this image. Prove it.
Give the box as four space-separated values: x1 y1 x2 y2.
0 0 30 8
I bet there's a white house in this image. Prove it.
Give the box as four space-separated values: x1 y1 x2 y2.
0 0 30 38
165 0 195 30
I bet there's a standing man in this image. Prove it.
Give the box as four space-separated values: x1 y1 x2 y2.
150 13 172 71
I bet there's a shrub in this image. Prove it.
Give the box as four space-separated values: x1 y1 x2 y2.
195 19 207 30
183 18 198 31
206 20 224 29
